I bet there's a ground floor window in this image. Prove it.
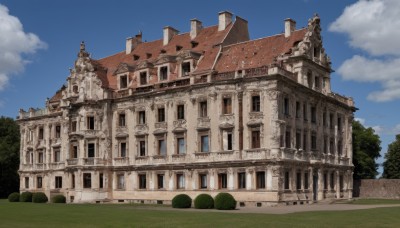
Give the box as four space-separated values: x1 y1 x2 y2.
284 171 290 190
55 176 62 189
139 174 146 189
37 176 42 189
339 175 344 192
256 172 265 189
330 172 335 190
83 173 92 188
199 174 207 189
72 174 75 189
176 174 185 189
25 177 29 189
304 172 309 190
218 173 227 189
99 173 103 189
117 174 125 189
323 173 328 190
238 172 246 189
157 174 164 189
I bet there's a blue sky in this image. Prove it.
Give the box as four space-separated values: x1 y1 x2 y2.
0 0 398 174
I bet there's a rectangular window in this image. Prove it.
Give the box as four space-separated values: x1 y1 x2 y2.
330 138 334 154
252 95 260 112
296 101 301 118
158 108 165 122
303 103 308 121
177 137 186 154
337 116 342 131
340 175 344 191
55 176 62 189
330 172 334 190
227 132 233 150
251 130 261 149
38 151 44 164
139 174 147 189
83 173 92 188
296 132 301 150
338 140 343 156
304 173 309 190
303 131 308 151
87 143 95 157
159 66 168 81
87 116 95 130
199 174 207 189
199 101 207 117
72 145 78 158
323 112 327 127
285 130 291 148
223 98 232 114
296 172 301 190
323 173 328 190
284 171 290 190
158 139 166 156
238 172 246 189
117 174 125 189
120 142 127 157
311 106 317 123
54 148 61 162
37 176 42 189
218 173 227 189
55 125 61 138
181 62 191 76
256 172 265 189
284 98 289 116
138 111 146 124
329 113 334 129
323 137 328 154
140 71 147 85
39 127 44 140
200 135 209 152
311 133 317 150
72 174 75 189
157 174 164 189
72 121 77 132
120 75 128 89
25 177 29 189
176 174 185 189
177 105 185 120
119 113 126 127
139 140 146 156
315 76 320 89
99 173 103 189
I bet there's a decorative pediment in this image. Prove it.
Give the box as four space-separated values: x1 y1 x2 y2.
154 54 176 65
114 63 134 75
136 60 154 70
72 41 96 73
176 50 202 61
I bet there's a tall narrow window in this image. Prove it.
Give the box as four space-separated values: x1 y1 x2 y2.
339 175 344 191
55 125 61 138
157 174 164 189
252 95 260 112
138 111 146 124
315 76 320 89
99 173 103 189
311 133 317 150
140 71 147 85
323 136 328 154
304 173 309 190
117 174 125 189
72 145 78 158
158 139 166 156
177 105 185 120
330 138 334 154
37 176 42 189
338 140 343 156
311 106 317 123
72 121 77 132
158 108 165 122
256 172 265 189
329 113 334 129
176 174 185 189
337 116 342 131
181 62 191 76
119 113 126 127
295 101 301 118
285 130 291 148
223 98 232 114
120 75 128 89
159 66 168 81
72 174 76 189
296 172 301 190
87 116 95 130
139 140 146 156
83 173 92 188
199 101 207 117
296 132 301 150
218 173 227 189
323 112 327 127
251 130 260 149
330 172 335 190
39 127 44 140
120 142 127 157
177 137 186 154
139 174 147 189
284 98 290 116
238 172 246 189
25 177 29 189
38 151 44 163
55 176 62 189
200 135 209 152
284 171 290 190
323 173 328 190
227 132 233 150
303 103 308 121
199 174 207 189
54 148 61 162
303 131 308 151
87 143 95 157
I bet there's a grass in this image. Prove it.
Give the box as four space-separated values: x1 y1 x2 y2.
346 198 400 205
1 199 400 227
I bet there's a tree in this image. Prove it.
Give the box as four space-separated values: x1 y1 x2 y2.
0 116 20 198
352 120 381 179
382 135 400 179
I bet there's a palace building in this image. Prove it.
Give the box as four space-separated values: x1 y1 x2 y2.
17 12 355 206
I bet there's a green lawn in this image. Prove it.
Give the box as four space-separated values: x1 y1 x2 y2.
1 199 400 227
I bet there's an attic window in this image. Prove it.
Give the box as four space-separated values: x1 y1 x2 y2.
181 62 191 77
191 41 199 48
133 55 140 60
120 75 128 89
176 45 183 51
140 71 148 85
146 53 152 59
160 49 166 54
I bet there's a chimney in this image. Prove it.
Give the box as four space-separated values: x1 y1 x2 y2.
284 18 296 38
126 31 143 54
163 26 179 45
218 11 233 31
190 19 203 39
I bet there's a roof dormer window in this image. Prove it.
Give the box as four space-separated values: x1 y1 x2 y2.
181 62 191 77
119 75 128 89
160 49 166 54
133 55 140 61
140 71 148 85
176 45 183 51
159 66 168 81
146 53 152 59
191 41 198 48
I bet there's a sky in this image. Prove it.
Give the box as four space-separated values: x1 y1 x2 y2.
0 0 399 175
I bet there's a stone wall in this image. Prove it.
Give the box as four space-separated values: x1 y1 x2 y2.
353 179 400 198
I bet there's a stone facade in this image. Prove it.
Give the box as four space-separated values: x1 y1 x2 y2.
17 12 355 206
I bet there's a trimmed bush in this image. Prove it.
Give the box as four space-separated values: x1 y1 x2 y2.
8 192 20 202
20 192 33 202
214 192 236 210
51 195 66 203
32 192 48 203
194 194 214 209
172 194 192 208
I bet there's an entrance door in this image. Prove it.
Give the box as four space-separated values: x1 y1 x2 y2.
313 172 318 201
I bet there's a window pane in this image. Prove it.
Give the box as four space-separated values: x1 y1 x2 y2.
178 138 185 154
201 135 209 152
159 140 166 155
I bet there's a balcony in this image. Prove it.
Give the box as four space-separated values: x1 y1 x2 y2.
35 163 46 170
197 117 210 129
243 148 270 160
213 150 239 161
152 155 167 163
67 158 79 166
135 156 150 165
113 157 129 166
170 154 187 163
49 162 65 170
281 148 296 160
154 122 167 130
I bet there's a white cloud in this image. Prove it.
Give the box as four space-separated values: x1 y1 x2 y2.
372 125 384 135
330 0 400 102
0 4 46 90
355 117 365 125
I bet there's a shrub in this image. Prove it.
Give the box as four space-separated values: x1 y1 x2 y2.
194 194 214 209
32 192 48 203
172 194 192 208
8 192 20 202
51 195 66 203
214 192 236 210
20 192 33 202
